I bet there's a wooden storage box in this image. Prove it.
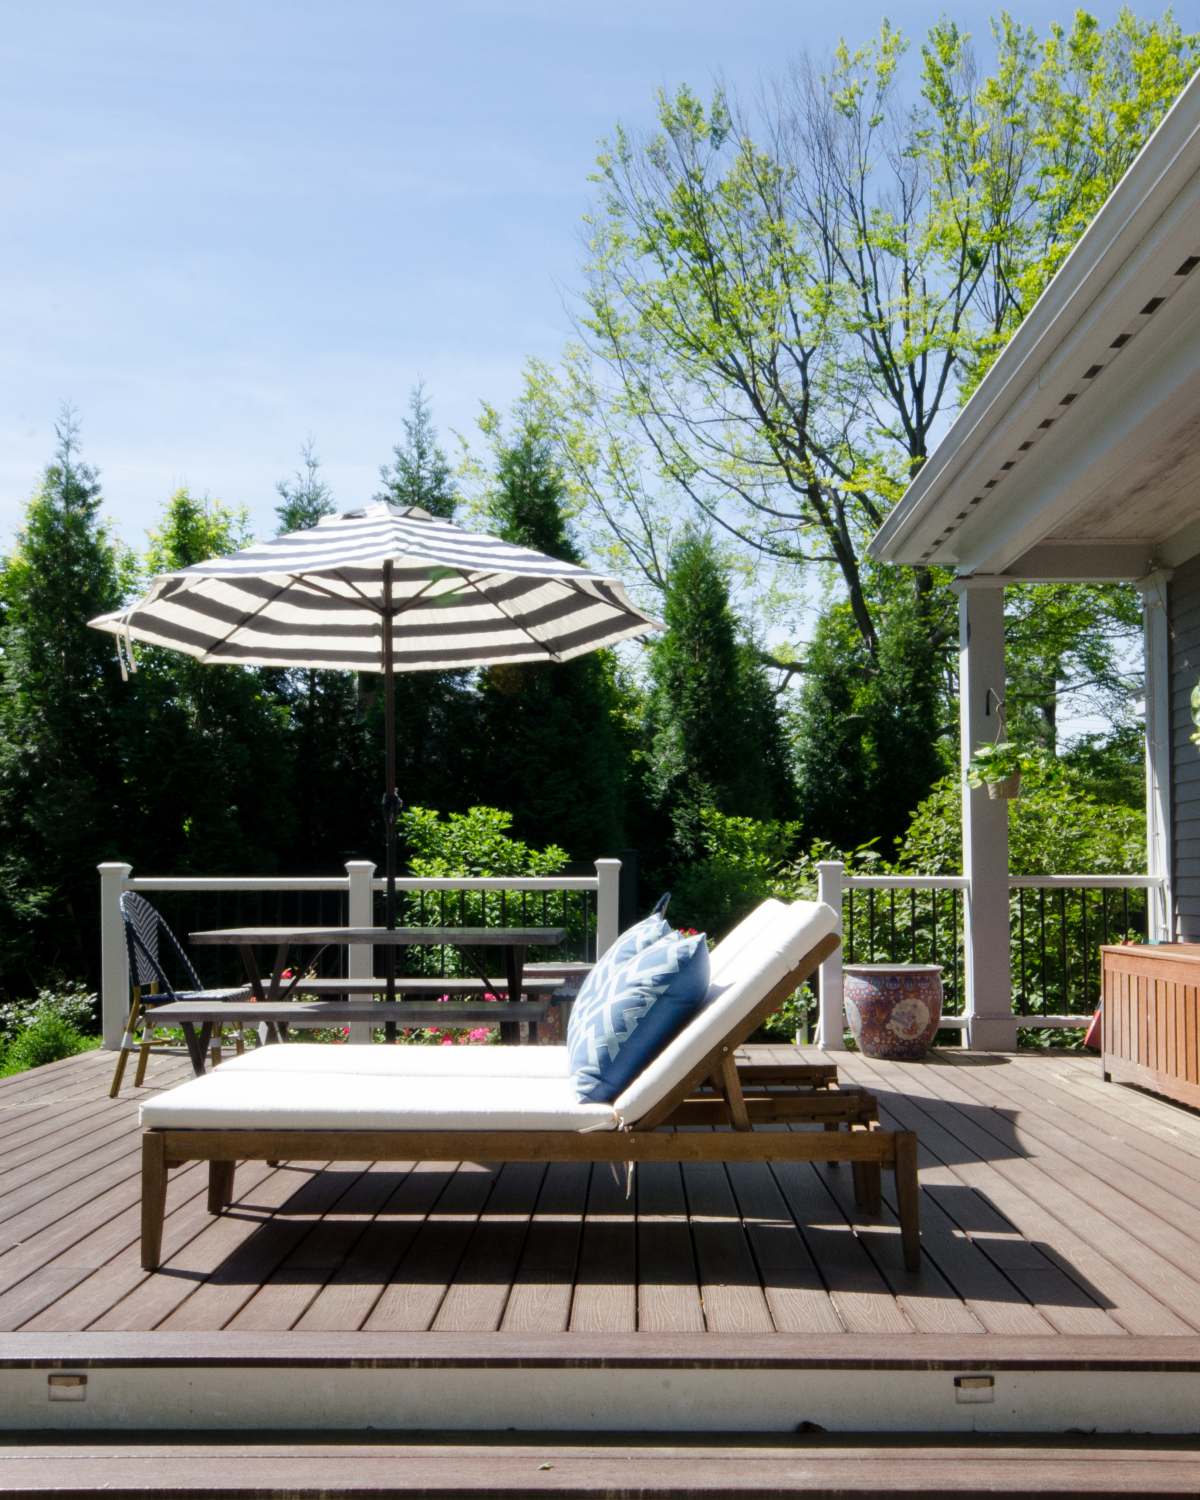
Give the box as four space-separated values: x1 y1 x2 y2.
1102 943 1200 1107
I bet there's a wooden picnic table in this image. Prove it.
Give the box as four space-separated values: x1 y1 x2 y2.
187 925 570 1046
148 998 554 1077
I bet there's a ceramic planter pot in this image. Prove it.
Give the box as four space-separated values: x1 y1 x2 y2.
987 771 1021 800
843 964 944 1060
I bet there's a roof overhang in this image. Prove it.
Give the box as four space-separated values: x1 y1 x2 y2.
870 69 1200 583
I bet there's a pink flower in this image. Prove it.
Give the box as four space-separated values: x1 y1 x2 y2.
440 1036 454 1046
468 1027 491 1043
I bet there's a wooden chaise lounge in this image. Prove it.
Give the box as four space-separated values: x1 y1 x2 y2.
139 902 921 1271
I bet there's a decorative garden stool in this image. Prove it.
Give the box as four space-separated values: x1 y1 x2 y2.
843 964 944 1060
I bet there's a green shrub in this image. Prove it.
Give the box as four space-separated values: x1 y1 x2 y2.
0 981 98 1044
0 1013 100 1076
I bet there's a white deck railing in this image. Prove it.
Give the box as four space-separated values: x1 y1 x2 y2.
97 858 621 1049
815 862 1165 1049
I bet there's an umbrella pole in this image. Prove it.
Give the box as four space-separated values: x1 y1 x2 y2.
382 560 398 1038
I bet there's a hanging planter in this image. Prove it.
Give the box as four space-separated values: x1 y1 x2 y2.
967 741 1027 801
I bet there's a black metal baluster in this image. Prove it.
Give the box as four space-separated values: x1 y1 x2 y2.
1082 888 1090 1013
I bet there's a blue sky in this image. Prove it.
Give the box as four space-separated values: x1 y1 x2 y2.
0 0 1146 551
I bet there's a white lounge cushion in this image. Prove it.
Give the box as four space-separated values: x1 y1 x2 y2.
139 1072 616 1132
219 1045 571 1080
612 899 837 1124
707 898 787 979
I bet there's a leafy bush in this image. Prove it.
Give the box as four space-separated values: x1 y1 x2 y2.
0 1013 100 1076
401 805 568 879
394 806 570 1042
0 981 98 1046
895 762 1144 877
670 809 800 939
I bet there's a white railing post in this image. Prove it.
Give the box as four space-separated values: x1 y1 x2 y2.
98 862 133 1050
816 861 845 1051
345 860 376 1045
595 859 621 960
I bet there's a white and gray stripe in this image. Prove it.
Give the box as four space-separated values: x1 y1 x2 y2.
90 503 663 671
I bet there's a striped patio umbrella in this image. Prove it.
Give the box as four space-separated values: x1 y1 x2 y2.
89 501 663 995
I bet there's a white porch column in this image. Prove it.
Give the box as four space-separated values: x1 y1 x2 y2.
815 861 845 1050
954 579 1017 1052
98 862 132 1050
1140 570 1174 942
345 860 376 1044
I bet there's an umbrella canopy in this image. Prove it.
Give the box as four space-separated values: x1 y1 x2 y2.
89 501 664 1006
89 501 660 672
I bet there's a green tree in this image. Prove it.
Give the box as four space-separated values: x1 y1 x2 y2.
536 11 1194 838
646 527 797 857
118 486 294 878
0 411 134 992
472 419 630 858
790 592 949 854
145 487 252 574
275 437 336 534
377 382 457 518
1004 583 1142 751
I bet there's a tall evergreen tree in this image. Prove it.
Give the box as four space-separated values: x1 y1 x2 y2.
367 383 480 859
376 383 457 518
275 437 336 534
790 593 946 855
646 526 796 856
122 487 295 878
473 423 628 859
0 411 132 992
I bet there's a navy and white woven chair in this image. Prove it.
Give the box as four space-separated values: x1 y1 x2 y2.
110 893 252 1097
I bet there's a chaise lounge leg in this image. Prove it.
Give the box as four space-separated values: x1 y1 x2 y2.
862 1160 882 1215
824 1119 839 1168
851 1159 866 1207
141 1132 168 1271
207 1159 236 1214
893 1131 920 1272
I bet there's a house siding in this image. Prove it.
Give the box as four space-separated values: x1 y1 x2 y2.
1171 553 1200 937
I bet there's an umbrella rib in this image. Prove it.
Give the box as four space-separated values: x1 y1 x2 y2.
460 574 564 663
292 572 382 612
295 570 451 619
196 576 297 661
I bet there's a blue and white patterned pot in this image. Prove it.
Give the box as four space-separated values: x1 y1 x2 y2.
843 964 944 1060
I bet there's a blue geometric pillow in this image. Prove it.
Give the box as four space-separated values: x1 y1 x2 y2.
570 910 671 1018
568 931 711 1103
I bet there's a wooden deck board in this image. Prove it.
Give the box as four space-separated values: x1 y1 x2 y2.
4 1435 1200 1496
633 1161 706 1334
880 1052 1200 1333
7 1045 1200 1347
840 1051 1187 1336
569 1162 637 1333
499 1160 588 1334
